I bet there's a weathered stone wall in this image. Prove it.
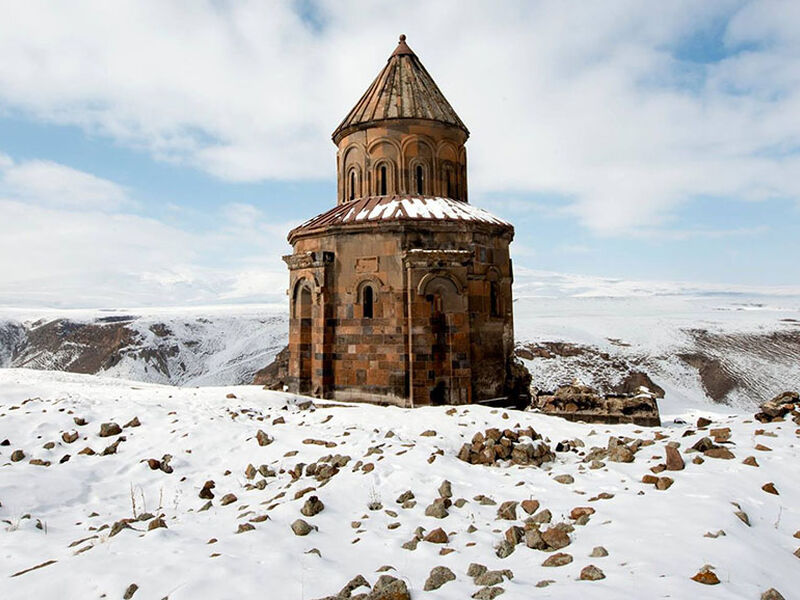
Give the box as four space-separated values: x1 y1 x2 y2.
284 221 513 406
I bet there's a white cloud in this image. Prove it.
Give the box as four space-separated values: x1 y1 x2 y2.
0 160 294 307
0 157 132 210
0 1 798 235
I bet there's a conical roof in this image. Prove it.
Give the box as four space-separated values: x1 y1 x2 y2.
332 35 468 143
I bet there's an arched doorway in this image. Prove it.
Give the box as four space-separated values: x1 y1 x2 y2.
422 276 462 405
294 283 313 394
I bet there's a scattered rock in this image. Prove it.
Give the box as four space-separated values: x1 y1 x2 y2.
425 501 449 519
220 493 237 506
579 565 605 581
691 567 720 585
474 570 506 586
101 439 123 456
691 437 715 452
570 507 595 520
471 587 505 599
496 501 517 520
199 480 215 499
339 575 370 597
467 564 488 580
734 510 750 526
301 495 325 517
590 546 608 557
541 526 571 550
553 474 574 485
99 422 121 437
704 447 735 460
697 417 712 428
495 540 515 558
439 480 452 498
524 527 546 550
761 588 786 600
11 449 24 462
420 430 437 437
424 528 448 544
656 477 674 490
396 490 414 504
710 427 730 442
424 566 455 591
504 525 525 545
124 417 141 428
370 575 410 600
291 519 314 536
62 431 79 444
256 430 273 446
109 519 132 537
665 445 685 471
762 482 779 495
542 552 573 567
123 583 138 599
607 441 635 463
529 508 552 524
743 456 759 467
521 499 539 515
148 517 167 530
704 530 726 538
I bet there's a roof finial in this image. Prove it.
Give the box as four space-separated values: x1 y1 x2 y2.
391 34 414 57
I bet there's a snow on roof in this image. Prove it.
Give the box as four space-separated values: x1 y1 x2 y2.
291 196 511 239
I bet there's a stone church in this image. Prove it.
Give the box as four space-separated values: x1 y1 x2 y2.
283 35 515 407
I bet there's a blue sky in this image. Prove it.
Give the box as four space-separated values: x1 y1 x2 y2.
0 1 798 307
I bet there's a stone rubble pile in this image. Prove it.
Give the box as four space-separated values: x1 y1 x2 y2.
457 427 554 467
755 391 799 424
533 383 661 426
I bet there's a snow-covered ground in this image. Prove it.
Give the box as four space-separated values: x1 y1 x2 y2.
1 369 797 599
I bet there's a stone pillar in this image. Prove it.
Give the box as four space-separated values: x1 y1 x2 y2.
283 250 335 398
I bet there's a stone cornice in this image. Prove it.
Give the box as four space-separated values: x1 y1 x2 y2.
282 251 335 270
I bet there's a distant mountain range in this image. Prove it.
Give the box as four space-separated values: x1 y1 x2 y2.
1 288 798 410
0 307 287 386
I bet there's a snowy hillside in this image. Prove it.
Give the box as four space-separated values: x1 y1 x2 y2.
0 369 797 599
513 293 800 409
0 305 289 387
1 272 799 408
